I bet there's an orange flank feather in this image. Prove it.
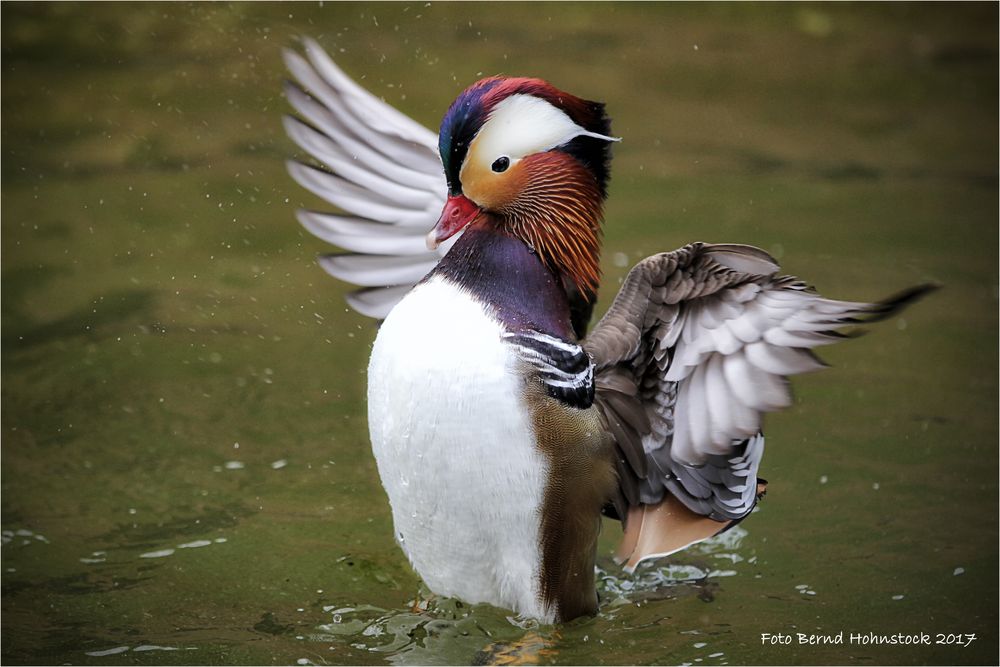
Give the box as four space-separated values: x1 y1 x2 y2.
615 481 768 572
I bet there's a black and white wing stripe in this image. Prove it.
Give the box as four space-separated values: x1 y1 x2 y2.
584 243 934 521
504 331 595 409
283 38 452 319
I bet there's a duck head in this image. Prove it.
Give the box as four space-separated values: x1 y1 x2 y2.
428 77 619 299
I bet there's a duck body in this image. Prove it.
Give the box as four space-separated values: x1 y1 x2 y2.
368 223 614 622
283 40 933 623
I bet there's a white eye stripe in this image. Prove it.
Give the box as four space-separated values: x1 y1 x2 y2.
470 94 618 169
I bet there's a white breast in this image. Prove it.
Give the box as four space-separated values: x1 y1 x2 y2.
367 275 552 621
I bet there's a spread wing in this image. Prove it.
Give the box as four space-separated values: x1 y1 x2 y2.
584 243 934 568
283 38 451 318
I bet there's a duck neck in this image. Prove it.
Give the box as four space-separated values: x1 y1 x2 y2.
431 220 576 341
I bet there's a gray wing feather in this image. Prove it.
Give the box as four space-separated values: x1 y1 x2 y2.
662 434 765 520
586 242 933 520
284 39 449 319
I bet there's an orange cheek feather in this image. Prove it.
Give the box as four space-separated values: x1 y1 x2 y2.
459 147 604 297
460 158 527 211
499 153 605 298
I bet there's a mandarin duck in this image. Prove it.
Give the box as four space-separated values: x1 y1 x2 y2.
282 39 932 623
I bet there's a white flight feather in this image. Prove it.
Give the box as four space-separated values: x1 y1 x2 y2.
284 41 450 319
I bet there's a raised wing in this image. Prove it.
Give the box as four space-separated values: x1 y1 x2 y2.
283 38 452 318
585 243 933 566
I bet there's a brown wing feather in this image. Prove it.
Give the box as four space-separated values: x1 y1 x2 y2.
585 242 934 569
586 243 776 516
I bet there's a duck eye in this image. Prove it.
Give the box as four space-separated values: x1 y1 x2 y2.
491 156 510 173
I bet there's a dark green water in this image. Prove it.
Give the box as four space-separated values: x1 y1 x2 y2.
2 3 997 665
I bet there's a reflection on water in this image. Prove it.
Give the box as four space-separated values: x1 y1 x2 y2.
137 538 226 559
305 597 553 665
2 528 50 546
86 645 190 657
283 527 755 665
599 526 751 608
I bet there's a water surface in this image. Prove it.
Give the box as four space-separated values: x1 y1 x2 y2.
2 3 997 665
